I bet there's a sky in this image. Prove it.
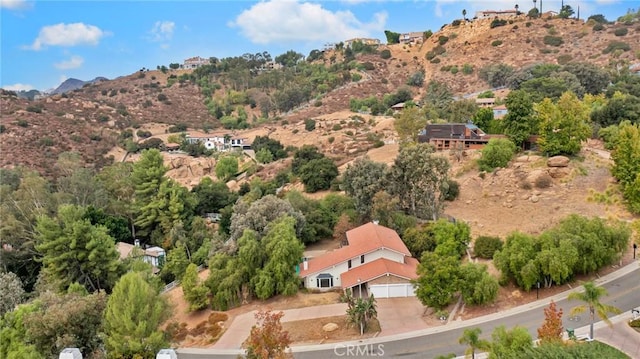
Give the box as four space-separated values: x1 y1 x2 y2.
1 0 637 91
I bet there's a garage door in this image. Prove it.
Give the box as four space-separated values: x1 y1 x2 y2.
369 283 415 298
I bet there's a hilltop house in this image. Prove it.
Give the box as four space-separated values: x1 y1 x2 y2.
400 32 424 45
418 123 501 150
475 98 496 108
185 134 252 151
299 222 419 298
182 56 209 69
343 38 381 48
474 9 518 19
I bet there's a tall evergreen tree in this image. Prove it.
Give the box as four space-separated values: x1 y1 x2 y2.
104 272 168 359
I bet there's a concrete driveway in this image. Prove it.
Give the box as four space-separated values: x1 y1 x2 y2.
376 297 427 336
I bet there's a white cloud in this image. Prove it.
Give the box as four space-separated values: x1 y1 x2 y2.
230 0 387 44
54 55 84 70
2 83 36 91
0 0 32 10
27 23 106 50
148 20 175 42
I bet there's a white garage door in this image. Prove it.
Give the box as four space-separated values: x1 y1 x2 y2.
369 283 415 298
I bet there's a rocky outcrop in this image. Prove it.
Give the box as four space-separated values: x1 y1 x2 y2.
547 156 570 167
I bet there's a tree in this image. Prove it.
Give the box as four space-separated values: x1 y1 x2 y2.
473 108 495 133
611 123 640 213
447 99 479 123
477 138 517 172
394 105 426 144
458 328 490 359
216 155 239 181
402 225 437 258
459 263 499 305
489 326 533 358
298 157 338 193
462 9 467 20
35 204 121 292
191 177 238 216
0 272 24 316
568 281 621 340
291 145 324 175
422 81 453 119
0 303 43 359
274 50 303 67
253 217 304 299
503 90 537 148
229 195 306 242
243 310 292 359
563 62 610 95
342 157 387 219
24 290 107 358
344 289 378 335
413 252 460 309
384 30 400 44
559 4 574 18
104 272 168 359
182 263 209 311
536 92 592 156
537 300 563 344
493 232 538 289
388 144 450 220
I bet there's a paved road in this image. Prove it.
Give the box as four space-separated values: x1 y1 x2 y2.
178 265 639 359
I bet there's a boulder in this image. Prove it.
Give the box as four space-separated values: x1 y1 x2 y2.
548 167 570 179
530 195 540 203
547 156 570 167
323 323 339 332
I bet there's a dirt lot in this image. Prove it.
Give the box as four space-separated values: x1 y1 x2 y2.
283 315 381 344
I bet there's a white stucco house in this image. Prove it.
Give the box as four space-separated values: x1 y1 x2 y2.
299 222 419 298
116 241 166 274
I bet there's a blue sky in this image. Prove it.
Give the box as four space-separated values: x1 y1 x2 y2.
1 0 636 91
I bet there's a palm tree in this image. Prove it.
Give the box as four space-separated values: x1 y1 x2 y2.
458 328 490 359
533 0 538 18
568 281 621 340
462 9 467 21
515 4 519 14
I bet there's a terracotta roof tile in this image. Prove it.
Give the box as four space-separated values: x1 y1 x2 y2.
299 222 412 277
341 257 419 288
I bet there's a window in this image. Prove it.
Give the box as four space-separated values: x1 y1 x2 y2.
360 255 365 264
348 259 352 269
316 274 333 288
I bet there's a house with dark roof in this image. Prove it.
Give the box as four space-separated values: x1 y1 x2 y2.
299 222 419 298
418 123 501 150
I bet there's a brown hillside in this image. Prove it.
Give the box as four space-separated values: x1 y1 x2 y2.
1 16 639 175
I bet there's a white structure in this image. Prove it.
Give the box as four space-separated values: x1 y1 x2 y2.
299 222 419 298
115 241 166 273
185 134 252 151
182 56 209 69
156 349 178 359
474 9 518 19
400 32 424 44
59 348 82 359
493 105 508 119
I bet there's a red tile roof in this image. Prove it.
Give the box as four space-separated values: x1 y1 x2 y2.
341 257 419 288
299 222 412 278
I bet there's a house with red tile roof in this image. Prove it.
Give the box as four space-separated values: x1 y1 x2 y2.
299 222 419 298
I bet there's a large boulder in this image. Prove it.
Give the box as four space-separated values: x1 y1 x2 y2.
547 156 570 167
323 323 339 332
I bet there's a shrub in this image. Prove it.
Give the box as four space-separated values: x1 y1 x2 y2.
534 174 553 189
491 40 503 47
477 138 516 172
490 19 507 28
430 58 441 64
543 35 564 46
462 64 474 75
450 66 459 74
328 136 335 143
556 54 573 65
26 104 43 113
17 119 28 127
304 118 316 131
442 179 460 201
39 137 54 146
168 123 188 133
474 236 503 259
332 124 342 131
614 27 628 36
292 129 299 134
593 23 605 31
362 62 375 71
109 89 117 97
101 89 108 96
380 49 392 59
438 35 449 45
526 22 532 27
603 41 631 54
407 71 425 86
157 93 168 102
425 45 446 60
136 130 152 139
351 73 362 82
0 125 5 133
451 19 462 27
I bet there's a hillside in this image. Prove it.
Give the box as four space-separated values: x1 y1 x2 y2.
1 15 639 175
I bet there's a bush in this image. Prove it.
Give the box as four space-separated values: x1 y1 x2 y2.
491 40 503 47
442 179 460 201
157 93 168 102
168 123 188 133
462 64 474 75
490 19 507 28
426 45 446 60
535 174 553 189
136 130 152 139
603 41 631 54
304 118 316 131
556 54 573 65
614 27 628 36
407 71 425 87
543 35 564 46
438 35 449 45
451 19 462 27
593 23 605 31
477 138 516 172
450 66 459 74
16 119 28 127
526 22 532 27
474 236 503 259
430 58 441 64
26 104 43 113
380 49 392 59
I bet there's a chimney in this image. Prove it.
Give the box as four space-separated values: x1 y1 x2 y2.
303 258 308 271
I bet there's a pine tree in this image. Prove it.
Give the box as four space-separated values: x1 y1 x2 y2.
104 272 168 359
